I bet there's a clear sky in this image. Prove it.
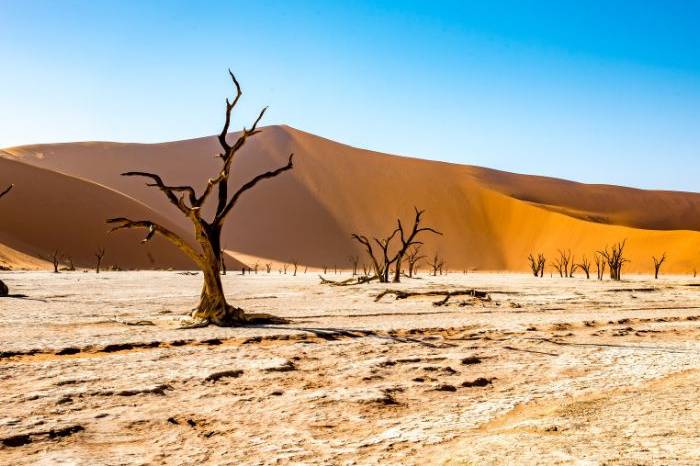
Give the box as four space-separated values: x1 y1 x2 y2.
2 1 699 191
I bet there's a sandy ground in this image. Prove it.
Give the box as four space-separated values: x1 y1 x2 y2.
1 271 700 465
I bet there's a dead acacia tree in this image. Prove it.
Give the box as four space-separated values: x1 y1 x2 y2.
351 208 440 284
577 255 591 279
291 259 299 277
265 263 272 274
50 250 62 274
406 244 425 278
598 241 629 281
429 252 444 276
348 255 360 276
527 253 546 278
553 249 575 278
594 252 606 280
95 248 106 274
653 253 667 279
392 208 442 282
107 70 294 327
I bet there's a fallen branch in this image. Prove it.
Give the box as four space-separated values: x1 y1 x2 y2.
374 289 491 306
319 275 378 286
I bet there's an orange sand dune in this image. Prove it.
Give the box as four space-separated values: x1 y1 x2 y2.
0 157 244 270
3 125 700 274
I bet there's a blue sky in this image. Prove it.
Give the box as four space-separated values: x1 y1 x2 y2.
2 1 699 191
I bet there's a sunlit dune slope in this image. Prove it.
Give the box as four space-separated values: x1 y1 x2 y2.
0 157 245 270
4 125 700 273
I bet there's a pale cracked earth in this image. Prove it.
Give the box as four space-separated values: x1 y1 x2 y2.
1 271 700 465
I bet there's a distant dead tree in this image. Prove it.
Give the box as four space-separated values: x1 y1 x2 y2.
594 252 606 280
527 253 546 277
282 263 289 275
406 245 425 278
95 248 106 274
429 252 444 276
253 262 259 274
553 249 575 278
392 208 442 282
362 263 369 276
265 263 272 274
576 255 591 279
291 259 299 276
107 70 294 327
352 207 441 283
322 265 329 274
598 241 629 281
50 250 62 273
348 255 360 276
653 253 667 279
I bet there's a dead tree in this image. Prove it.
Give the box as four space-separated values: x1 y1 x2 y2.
351 229 398 283
95 248 106 274
392 208 442 282
598 241 629 281
653 253 667 279
348 255 360 276
282 263 289 275
50 250 62 273
107 70 294 327
555 249 575 277
351 208 440 284
577 255 591 279
406 245 425 278
265 263 272 274
429 252 444 276
291 259 299 277
594 252 606 280
527 253 546 278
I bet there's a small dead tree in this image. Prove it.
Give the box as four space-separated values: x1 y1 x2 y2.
265 263 272 274
406 245 425 278
429 252 444 276
95 248 106 274
348 255 360 276
527 253 546 278
291 259 299 277
653 253 667 279
392 208 442 282
598 241 629 281
577 255 591 279
352 208 440 284
107 70 294 326
282 263 289 275
594 252 606 280
50 250 62 274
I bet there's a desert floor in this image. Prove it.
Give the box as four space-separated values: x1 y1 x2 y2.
1 271 700 465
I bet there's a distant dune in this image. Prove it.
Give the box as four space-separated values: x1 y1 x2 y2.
0 157 243 270
3 125 700 273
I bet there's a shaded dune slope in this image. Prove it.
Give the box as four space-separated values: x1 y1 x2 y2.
3 125 700 273
0 157 235 270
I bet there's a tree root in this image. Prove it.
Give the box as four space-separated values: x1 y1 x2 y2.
319 275 379 286
374 289 491 306
178 306 289 329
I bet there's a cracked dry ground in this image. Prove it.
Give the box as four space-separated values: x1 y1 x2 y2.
1 272 700 465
